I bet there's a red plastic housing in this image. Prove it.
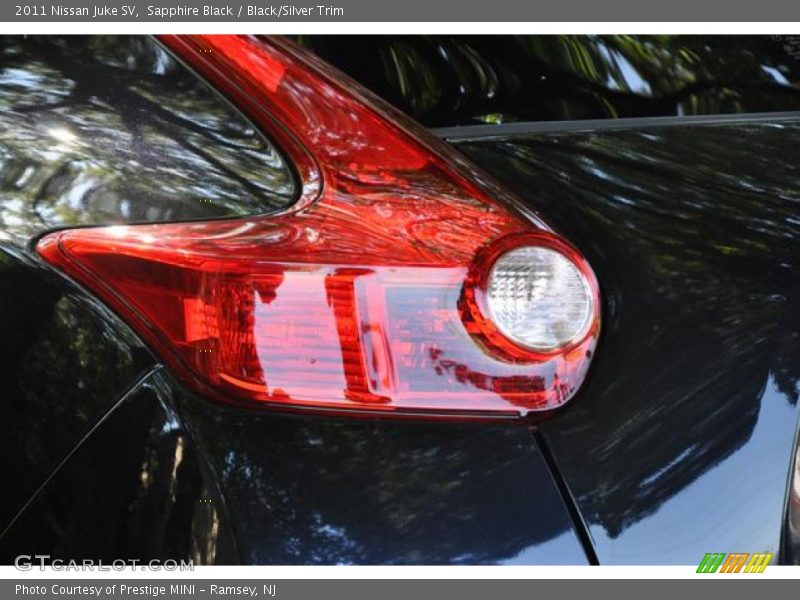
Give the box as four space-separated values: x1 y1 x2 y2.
37 35 601 418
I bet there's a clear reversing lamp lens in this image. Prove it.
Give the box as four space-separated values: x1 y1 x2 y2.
487 246 594 352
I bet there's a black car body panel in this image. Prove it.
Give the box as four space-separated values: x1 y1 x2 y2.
0 245 156 536
0 369 239 565
0 36 589 566
0 358 590 565
447 120 800 563
2 35 800 565
168 377 589 565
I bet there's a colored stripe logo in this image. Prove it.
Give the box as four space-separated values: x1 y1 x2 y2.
697 552 772 573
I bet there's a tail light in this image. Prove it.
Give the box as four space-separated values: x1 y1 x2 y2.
36 35 600 419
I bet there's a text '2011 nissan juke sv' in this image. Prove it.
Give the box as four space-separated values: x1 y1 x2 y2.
0 34 799 566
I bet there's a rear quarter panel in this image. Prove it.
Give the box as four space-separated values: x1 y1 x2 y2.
450 119 800 563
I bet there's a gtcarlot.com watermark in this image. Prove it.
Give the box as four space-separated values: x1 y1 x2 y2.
14 555 194 571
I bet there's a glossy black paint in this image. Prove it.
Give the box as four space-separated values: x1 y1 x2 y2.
451 119 800 563
0 245 155 535
4 35 800 566
0 370 238 564
167 375 589 565
0 35 589 566
296 35 800 127
0 363 588 565
0 35 296 244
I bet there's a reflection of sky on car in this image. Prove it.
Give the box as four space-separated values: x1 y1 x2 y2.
592 374 795 563
0 36 297 243
457 122 800 563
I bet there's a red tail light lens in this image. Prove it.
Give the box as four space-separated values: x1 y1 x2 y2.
36 35 600 418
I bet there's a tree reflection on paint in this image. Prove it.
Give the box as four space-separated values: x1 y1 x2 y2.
296 35 800 126
0 35 296 243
